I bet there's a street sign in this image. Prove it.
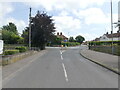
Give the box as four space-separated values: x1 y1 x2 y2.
0 40 3 54
64 39 67 42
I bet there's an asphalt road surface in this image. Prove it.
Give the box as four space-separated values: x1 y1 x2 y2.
3 46 118 88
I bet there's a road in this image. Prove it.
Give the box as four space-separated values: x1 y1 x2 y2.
3 46 118 88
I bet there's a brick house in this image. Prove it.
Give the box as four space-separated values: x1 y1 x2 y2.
56 32 68 42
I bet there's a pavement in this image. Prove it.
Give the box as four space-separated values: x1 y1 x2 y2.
2 50 47 80
80 47 119 74
2 46 118 88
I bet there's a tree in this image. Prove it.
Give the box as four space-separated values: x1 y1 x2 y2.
69 37 75 42
2 30 23 44
31 11 56 50
75 35 85 44
51 35 63 45
2 22 18 35
21 27 29 44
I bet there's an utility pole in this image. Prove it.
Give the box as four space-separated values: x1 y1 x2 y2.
111 0 114 54
29 7 32 50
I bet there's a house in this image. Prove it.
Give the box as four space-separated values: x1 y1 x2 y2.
94 31 120 41
93 37 100 41
100 31 120 41
56 32 68 42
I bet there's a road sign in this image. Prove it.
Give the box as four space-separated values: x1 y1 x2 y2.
64 39 67 42
0 40 3 54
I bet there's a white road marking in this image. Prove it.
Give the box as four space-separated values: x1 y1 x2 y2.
60 50 62 54
62 63 68 82
61 55 63 60
60 50 66 55
62 50 66 53
60 50 64 60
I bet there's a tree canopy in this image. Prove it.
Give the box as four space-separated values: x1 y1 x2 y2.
31 11 56 50
2 22 23 44
21 27 29 44
2 30 23 44
2 22 18 35
75 35 85 44
69 37 75 42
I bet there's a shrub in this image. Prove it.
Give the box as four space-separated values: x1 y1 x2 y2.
4 50 19 55
89 41 120 46
15 46 27 53
61 42 80 47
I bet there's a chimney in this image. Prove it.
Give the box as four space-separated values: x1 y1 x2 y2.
60 32 62 35
117 30 119 33
57 32 59 35
106 32 108 34
111 31 113 34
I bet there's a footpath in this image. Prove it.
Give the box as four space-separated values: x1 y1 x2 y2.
80 49 119 75
2 50 47 80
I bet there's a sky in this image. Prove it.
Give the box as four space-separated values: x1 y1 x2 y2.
0 0 119 41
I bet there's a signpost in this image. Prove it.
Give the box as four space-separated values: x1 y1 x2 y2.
0 40 3 54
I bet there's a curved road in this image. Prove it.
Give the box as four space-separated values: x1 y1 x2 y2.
3 46 118 88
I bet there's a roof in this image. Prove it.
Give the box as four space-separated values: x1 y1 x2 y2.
105 33 120 38
94 38 100 41
57 35 68 40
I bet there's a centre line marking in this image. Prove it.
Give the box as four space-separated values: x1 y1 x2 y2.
61 55 63 60
60 50 62 54
62 63 68 82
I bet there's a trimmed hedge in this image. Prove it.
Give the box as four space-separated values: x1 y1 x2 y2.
89 41 120 46
15 46 27 53
4 50 19 55
61 42 80 46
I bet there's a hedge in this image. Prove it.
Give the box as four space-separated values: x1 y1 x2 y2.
89 41 120 46
61 42 80 46
15 46 27 53
4 50 19 55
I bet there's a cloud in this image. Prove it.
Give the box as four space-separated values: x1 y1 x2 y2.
24 0 107 11
73 8 110 25
0 0 119 41
53 13 81 37
0 3 13 27
0 3 26 34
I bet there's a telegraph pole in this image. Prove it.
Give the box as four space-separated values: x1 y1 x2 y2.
29 7 32 50
111 0 114 54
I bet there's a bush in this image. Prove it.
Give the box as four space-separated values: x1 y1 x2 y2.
61 42 80 47
15 46 27 53
4 50 19 55
89 41 120 46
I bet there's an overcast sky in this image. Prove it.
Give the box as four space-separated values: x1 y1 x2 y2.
0 0 119 41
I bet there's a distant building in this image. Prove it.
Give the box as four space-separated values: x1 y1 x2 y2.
93 31 120 41
93 38 100 41
93 1 120 42
56 32 68 42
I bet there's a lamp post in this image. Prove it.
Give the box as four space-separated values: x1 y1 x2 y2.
110 0 114 54
29 7 32 50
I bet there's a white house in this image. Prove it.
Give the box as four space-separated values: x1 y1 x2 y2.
100 33 120 41
94 31 120 41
